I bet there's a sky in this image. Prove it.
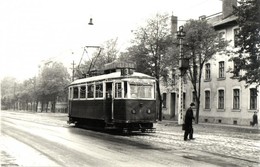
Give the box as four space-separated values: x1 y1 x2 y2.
0 0 222 82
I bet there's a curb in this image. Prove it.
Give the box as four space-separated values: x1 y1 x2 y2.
158 120 260 132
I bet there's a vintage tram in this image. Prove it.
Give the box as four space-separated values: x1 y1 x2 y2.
67 61 158 132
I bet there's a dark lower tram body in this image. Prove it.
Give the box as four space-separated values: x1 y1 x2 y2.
68 99 157 132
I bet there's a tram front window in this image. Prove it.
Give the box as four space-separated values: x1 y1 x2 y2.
130 84 153 99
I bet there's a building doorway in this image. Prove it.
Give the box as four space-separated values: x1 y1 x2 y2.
170 93 176 118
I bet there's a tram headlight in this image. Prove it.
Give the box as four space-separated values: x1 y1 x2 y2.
131 109 136 114
147 109 151 114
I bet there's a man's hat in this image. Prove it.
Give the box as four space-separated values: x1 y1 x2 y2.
190 103 195 106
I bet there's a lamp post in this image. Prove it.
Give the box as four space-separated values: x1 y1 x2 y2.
177 26 189 125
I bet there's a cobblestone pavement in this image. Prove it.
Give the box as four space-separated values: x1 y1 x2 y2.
2 110 260 167
131 121 260 167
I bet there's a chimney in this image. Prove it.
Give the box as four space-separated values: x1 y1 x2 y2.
171 15 178 39
222 0 237 19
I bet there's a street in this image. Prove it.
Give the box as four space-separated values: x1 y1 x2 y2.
1 110 260 167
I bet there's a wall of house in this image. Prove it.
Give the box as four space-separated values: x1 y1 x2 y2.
160 0 259 125
160 18 259 126
194 24 259 126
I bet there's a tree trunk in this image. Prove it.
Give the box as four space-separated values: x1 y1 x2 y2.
195 100 200 124
51 99 56 113
46 102 48 112
41 101 44 112
35 100 38 112
26 100 29 111
195 57 203 124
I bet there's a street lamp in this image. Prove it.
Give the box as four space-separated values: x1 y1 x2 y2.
177 26 189 125
88 18 94 25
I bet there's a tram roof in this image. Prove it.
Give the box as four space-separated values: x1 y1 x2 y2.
70 71 155 86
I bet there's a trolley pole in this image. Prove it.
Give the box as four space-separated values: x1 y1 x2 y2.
176 26 188 125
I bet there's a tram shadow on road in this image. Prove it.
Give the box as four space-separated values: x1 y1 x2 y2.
67 124 167 151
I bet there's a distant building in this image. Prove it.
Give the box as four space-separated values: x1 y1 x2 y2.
161 0 259 126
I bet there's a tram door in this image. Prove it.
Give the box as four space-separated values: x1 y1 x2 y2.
105 82 113 123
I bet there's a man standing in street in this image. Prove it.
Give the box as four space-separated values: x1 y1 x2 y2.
184 103 195 141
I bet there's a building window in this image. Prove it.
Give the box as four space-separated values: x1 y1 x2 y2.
205 90 210 109
250 88 257 110
80 85 86 98
218 89 224 109
219 61 225 78
205 63 211 80
233 89 240 109
233 61 240 77
234 28 240 47
162 93 167 108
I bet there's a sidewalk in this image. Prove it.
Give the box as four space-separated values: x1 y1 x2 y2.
159 120 260 133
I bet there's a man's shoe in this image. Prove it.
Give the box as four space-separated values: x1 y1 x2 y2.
190 138 195 140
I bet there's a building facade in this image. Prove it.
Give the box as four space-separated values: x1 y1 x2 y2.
161 0 259 126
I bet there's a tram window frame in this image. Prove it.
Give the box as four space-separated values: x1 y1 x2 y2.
95 82 104 99
115 82 123 99
79 85 87 99
87 83 94 99
141 84 153 98
69 87 73 100
73 86 79 99
129 82 154 99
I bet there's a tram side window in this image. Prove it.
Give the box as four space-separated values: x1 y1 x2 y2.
69 87 73 99
124 81 128 98
115 83 122 98
80 85 86 98
87 84 94 98
130 84 138 98
73 87 79 99
95 83 103 98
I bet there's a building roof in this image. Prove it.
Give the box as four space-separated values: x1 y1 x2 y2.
206 14 238 30
212 15 238 27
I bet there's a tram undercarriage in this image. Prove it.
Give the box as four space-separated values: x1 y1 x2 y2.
68 117 155 133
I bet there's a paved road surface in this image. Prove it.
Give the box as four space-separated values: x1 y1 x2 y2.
1 110 260 167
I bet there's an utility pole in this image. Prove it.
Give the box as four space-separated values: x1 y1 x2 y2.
71 60 75 82
177 26 189 125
